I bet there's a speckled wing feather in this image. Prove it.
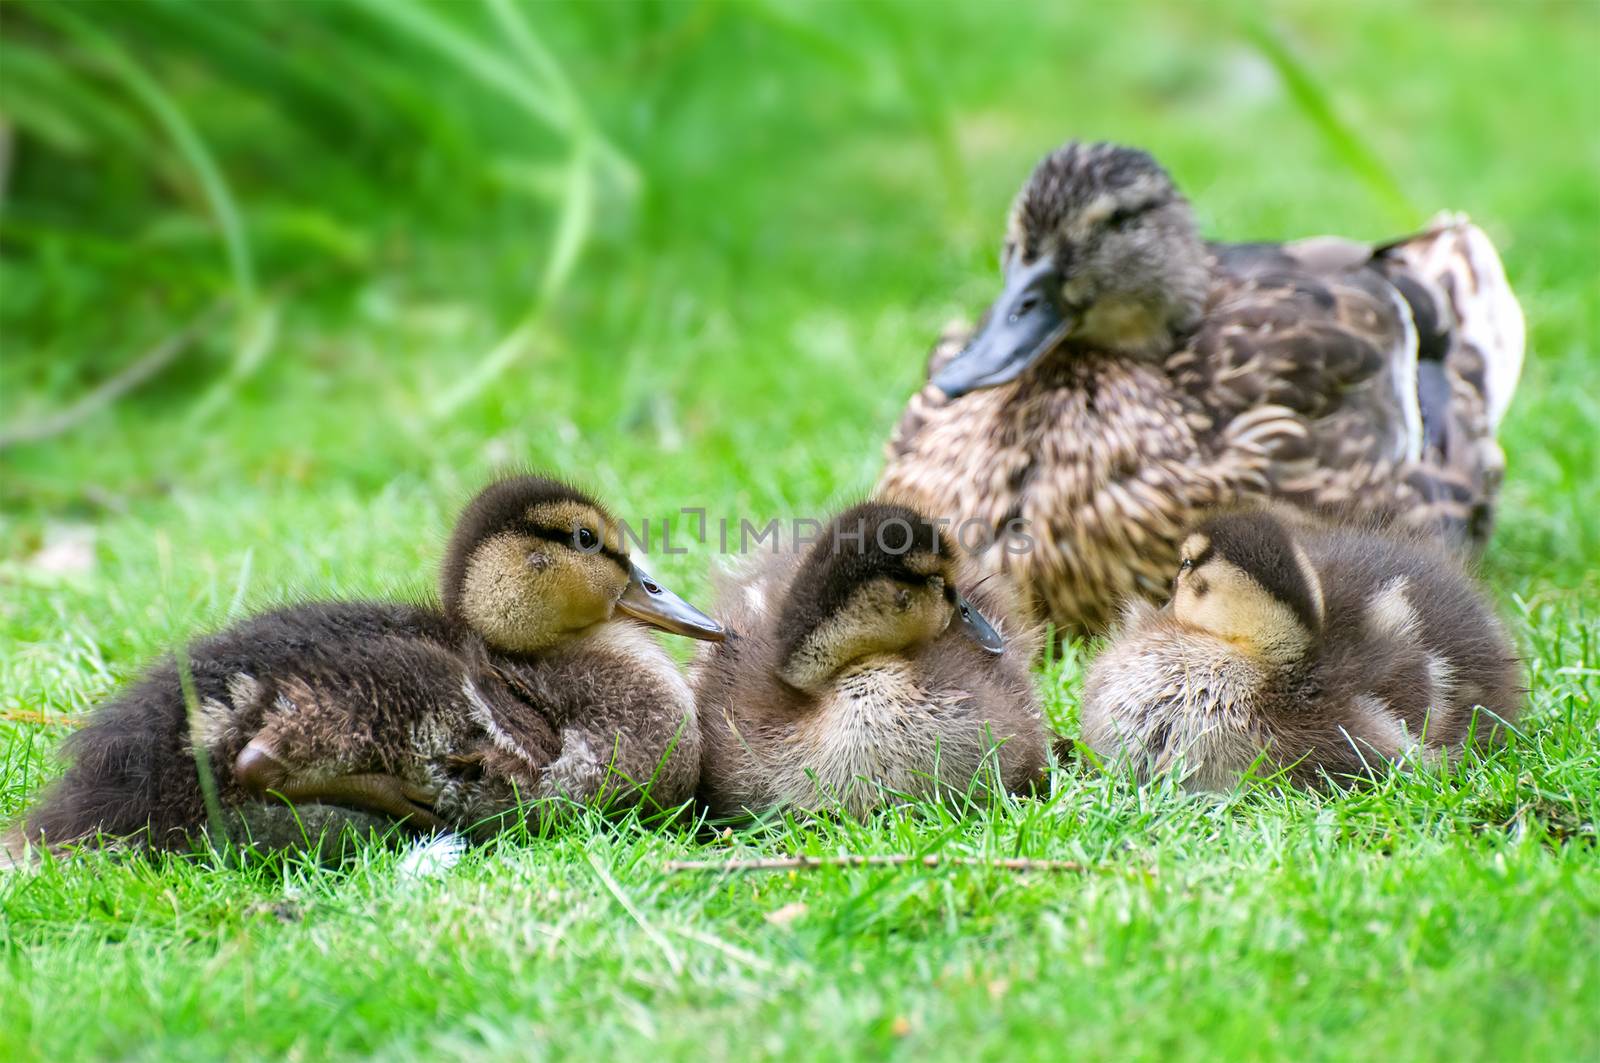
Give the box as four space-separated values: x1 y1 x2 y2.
1181 223 1521 544
1170 244 1427 526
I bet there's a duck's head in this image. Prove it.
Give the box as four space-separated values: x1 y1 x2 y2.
775 501 1004 691
934 141 1207 397
440 475 724 654
1171 510 1326 666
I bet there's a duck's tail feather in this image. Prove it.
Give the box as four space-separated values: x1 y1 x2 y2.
1377 213 1525 430
1375 215 1523 548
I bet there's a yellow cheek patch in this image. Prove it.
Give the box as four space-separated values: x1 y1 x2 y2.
780 579 952 691
1173 558 1313 666
459 532 627 653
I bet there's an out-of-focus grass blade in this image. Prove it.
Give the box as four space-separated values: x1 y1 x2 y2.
484 0 638 196
536 140 595 306
347 0 567 127
485 0 578 117
430 136 594 418
858 3 967 216
134 0 372 138
0 38 155 161
347 0 630 177
187 302 281 427
1244 19 1416 227
0 46 92 154
175 647 228 846
742 0 868 72
34 3 256 304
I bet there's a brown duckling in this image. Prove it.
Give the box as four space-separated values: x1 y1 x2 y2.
694 501 1046 819
1079 507 1522 790
880 140 1525 636
16 475 724 852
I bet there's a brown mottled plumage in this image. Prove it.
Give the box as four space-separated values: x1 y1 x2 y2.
694 502 1047 820
1079 507 1523 790
879 141 1525 636
15 476 723 854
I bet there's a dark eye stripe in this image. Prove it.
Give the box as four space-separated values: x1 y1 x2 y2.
885 570 940 589
523 524 629 569
1107 201 1154 228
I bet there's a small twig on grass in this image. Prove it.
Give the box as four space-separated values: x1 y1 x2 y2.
0 710 86 729
665 855 1112 874
0 297 231 451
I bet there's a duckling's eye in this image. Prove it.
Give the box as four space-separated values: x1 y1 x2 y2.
576 527 598 551
1178 557 1194 573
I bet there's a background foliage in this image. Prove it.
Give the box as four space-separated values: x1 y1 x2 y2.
1 2 1596 1059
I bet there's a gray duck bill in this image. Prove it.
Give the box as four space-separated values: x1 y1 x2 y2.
933 256 1073 399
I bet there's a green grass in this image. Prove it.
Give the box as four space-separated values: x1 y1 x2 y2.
2 1 1597 1059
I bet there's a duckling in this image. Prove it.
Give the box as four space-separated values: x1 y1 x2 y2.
879 140 1525 636
1078 507 1522 790
694 501 1046 819
17 475 724 852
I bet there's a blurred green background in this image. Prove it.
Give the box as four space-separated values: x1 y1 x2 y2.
1 4 1598 1058
3 1 1594 551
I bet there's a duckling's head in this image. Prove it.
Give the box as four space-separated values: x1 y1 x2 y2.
440 476 724 654
775 501 1004 691
933 141 1207 397
1171 510 1326 666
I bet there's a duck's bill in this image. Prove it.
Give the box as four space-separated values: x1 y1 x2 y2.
954 592 1005 654
618 561 727 641
931 257 1073 399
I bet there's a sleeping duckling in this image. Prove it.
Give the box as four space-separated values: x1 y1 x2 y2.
17 475 724 852
1079 507 1522 790
695 501 1046 819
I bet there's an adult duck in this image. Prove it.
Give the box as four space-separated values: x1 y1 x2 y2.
878 141 1524 635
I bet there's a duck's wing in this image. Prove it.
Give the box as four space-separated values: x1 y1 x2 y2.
1173 220 1521 546
1178 241 1422 462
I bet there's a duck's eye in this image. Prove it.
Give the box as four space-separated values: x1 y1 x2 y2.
576 527 599 551
1178 557 1194 573
1107 206 1140 229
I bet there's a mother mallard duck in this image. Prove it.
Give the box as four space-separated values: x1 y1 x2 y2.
878 141 1524 636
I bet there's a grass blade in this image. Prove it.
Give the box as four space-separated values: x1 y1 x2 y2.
35 3 256 303
1243 18 1416 226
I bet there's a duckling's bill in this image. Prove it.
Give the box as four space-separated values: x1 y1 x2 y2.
616 561 726 641
955 592 1005 653
934 257 1071 398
